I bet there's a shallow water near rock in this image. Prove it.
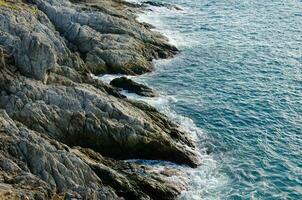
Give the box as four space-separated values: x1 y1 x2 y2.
122 0 302 199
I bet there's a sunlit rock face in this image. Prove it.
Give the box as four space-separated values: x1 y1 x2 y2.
0 0 200 199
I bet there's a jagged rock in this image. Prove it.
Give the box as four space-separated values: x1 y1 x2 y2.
0 46 201 167
0 67 201 167
110 76 157 97
0 0 178 78
0 0 201 199
0 0 85 81
0 110 187 200
72 147 187 200
31 0 178 75
0 109 119 199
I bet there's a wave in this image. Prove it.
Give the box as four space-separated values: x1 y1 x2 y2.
126 0 198 48
112 80 228 200
98 2 228 199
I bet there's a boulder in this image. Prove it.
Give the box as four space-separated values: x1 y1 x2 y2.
110 76 157 97
0 1 84 81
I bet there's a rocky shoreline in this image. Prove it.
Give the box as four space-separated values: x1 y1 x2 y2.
0 0 201 199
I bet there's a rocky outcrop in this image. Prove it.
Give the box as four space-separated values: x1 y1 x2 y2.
0 0 85 81
0 110 187 199
0 0 200 199
0 64 200 168
0 109 119 199
32 0 178 75
110 76 157 97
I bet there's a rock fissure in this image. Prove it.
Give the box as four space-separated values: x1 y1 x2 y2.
0 0 200 199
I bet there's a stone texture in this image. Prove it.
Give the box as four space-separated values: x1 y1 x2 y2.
0 109 187 199
0 0 201 199
0 109 119 199
0 67 201 167
31 0 178 75
0 1 76 81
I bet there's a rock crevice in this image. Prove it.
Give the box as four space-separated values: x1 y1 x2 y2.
0 0 200 199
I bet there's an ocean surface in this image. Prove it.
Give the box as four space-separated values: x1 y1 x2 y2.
102 0 302 199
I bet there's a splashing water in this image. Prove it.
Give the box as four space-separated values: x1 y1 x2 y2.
102 0 302 199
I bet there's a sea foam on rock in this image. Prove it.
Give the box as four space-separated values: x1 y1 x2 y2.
0 0 200 199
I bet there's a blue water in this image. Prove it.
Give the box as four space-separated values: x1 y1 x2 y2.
127 0 302 199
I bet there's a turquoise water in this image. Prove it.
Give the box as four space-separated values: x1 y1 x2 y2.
127 0 302 199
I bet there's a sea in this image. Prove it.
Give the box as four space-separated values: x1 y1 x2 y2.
100 0 302 199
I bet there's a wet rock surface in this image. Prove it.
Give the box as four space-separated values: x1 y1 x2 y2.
142 1 183 11
110 76 157 97
0 0 200 199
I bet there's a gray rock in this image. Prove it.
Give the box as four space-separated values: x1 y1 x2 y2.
0 0 201 199
32 0 177 75
0 0 178 78
0 109 119 199
0 109 187 199
0 70 201 167
0 2 83 81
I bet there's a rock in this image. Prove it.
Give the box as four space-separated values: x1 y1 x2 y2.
31 0 178 75
0 109 187 199
0 109 119 199
72 147 187 200
0 0 178 78
142 1 183 11
0 0 84 81
0 67 201 168
110 77 157 97
0 0 201 199
86 48 108 74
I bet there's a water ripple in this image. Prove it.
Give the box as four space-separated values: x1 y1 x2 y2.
128 0 302 199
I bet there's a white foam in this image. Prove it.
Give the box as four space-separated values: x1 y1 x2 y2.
138 11 180 46
125 0 197 48
94 2 229 199
135 5 198 48
123 0 142 3
97 74 136 84
179 155 229 200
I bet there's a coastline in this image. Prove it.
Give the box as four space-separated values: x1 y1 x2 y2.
0 0 201 199
123 4 231 200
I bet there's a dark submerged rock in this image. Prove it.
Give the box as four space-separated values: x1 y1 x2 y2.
110 76 157 97
143 1 183 11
